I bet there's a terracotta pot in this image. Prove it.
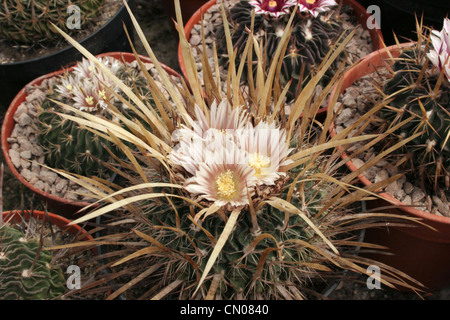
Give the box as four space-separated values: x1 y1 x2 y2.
2 210 93 242
327 43 450 292
177 0 385 87
1 52 181 219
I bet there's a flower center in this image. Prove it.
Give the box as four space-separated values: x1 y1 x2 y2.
66 84 73 91
268 0 278 10
306 0 316 4
248 153 271 175
216 170 237 199
85 96 94 106
98 89 107 100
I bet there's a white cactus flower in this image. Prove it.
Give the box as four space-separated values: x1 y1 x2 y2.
428 18 450 81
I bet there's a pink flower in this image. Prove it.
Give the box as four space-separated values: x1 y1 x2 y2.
427 18 450 81
297 0 337 17
184 135 256 208
249 0 297 18
170 99 293 210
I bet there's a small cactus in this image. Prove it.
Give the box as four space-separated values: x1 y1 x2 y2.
37 56 151 177
379 19 450 192
0 0 105 46
0 222 66 299
215 0 347 99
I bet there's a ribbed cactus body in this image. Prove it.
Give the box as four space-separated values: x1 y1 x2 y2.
0 0 104 45
216 0 344 99
380 49 450 190
37 57 150 177
143 179 327 299
38 98 121 177
0 225 66 300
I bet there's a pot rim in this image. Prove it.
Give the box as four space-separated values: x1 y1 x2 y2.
327 42 450 226
2 209 93 239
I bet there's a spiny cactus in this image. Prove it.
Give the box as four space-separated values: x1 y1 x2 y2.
37 56 151 178
139 178 328 299
0 223 66 300
379 20 450 192
99 101 355 300
215 0 346 99
0 0 105 46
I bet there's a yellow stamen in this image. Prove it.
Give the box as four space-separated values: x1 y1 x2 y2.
85 96 94 106
216 170 237 199
306 0 316 4
98 89 106 100
268 0 277 8
248 153 271 175
66 84 73 91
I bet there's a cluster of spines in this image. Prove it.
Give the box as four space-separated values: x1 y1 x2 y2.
380 47 450 192
127 177 328 300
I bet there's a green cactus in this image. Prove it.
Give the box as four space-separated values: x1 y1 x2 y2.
0 224 66 300
37 56 151 178
379 47 450 192
115 173 331 300
0 0 105 46
215 0 347 99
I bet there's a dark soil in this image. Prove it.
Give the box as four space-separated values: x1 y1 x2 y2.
0 0 449 300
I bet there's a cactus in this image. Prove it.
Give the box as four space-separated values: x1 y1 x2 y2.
93 100 368 300
37 56 151 177
379 21 450 192
0 223 66 300
139 177 328 299
0 0 105 46
215 0 347 99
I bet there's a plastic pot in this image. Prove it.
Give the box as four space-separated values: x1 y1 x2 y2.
0 0 135 111
177 0 385 86
355 0 449 46
327 43 450 292
1 52 181 219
